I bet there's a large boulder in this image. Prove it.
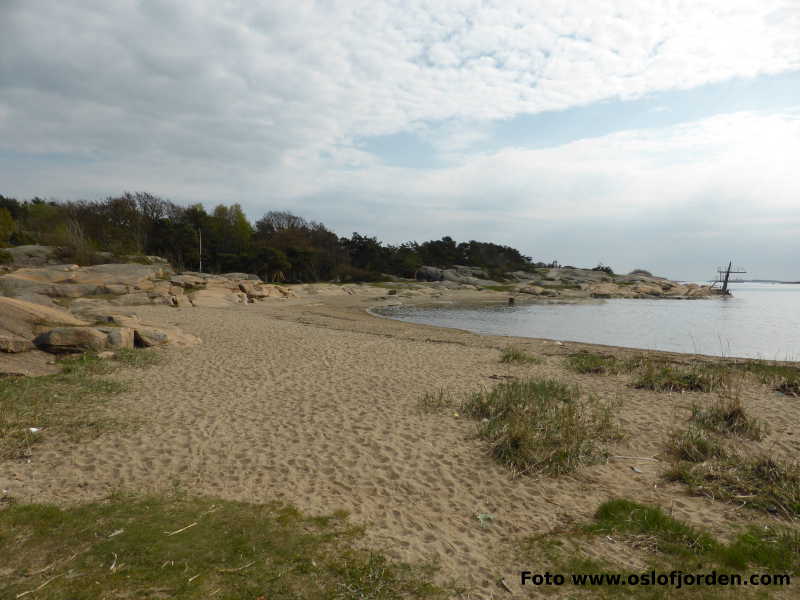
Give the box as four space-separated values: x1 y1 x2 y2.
34 327 109 354
98 327 135 350
0 297 88 342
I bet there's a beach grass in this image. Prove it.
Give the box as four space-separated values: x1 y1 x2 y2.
689 396 766 440
499 347 542 365
461 378 618 476
633 362 735 393
0 494 445 600
417 388 454 414
665 426 726 462
0 349 160 460
739 361 800 397
565 352 628 375
665 454 800 518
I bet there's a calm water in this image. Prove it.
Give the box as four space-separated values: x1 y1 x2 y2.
379 283 800 360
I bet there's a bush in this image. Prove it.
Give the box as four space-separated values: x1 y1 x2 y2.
0 248 12 264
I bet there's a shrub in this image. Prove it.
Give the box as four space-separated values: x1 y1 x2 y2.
0 248 12 264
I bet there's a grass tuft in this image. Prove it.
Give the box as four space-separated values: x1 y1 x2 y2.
417 389 454 414
461 378 618 476
634 363 733 393
565 353 626 375
665 426 725 462
499 347 541 365
689 397 766 440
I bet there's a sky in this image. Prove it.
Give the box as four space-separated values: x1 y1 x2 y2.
1 0 799 280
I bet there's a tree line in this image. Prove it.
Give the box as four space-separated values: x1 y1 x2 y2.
0 192 546 282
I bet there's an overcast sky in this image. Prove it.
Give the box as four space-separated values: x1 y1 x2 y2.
2 0 799 280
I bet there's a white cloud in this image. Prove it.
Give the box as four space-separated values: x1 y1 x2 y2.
1 1 800 277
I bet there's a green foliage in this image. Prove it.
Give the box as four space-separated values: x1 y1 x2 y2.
0 192 546 282
461 378 618 476
0 206 15 246
592 263 614 275
0 495 445 599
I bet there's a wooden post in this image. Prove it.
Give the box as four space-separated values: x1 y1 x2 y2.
721 260 732 295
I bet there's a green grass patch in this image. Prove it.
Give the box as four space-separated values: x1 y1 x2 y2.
665 455 800 518
587 499 718 557
587 499 800 574
461 378 618 476
0 495 445 599
482 284 515 292
499 347 541 365
0 350 159 460
518 502 799 599
689 397 766 440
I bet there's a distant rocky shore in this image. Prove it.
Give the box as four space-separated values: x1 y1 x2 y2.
0 245 715 376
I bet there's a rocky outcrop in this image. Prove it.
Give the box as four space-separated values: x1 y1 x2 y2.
0 297 89 346
34 327 110 354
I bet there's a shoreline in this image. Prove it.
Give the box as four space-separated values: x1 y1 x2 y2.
2 289 799 596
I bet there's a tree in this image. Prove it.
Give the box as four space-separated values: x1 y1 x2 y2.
0 208 15 246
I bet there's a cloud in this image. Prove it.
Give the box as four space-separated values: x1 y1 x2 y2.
1 1 799 277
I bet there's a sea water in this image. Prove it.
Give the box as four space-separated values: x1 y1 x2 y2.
378 283 800 360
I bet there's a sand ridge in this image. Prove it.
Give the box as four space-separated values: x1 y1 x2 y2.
2 292 798 596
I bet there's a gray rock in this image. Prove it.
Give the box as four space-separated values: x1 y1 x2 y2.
34 327 108 354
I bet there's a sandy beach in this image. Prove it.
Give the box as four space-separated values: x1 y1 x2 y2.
2 287 799 596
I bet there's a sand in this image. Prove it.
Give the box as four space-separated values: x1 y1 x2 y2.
2 287 799 596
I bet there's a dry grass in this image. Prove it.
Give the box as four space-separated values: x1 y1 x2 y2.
665 455 800 518
689 396 766 440
461 378 619 477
